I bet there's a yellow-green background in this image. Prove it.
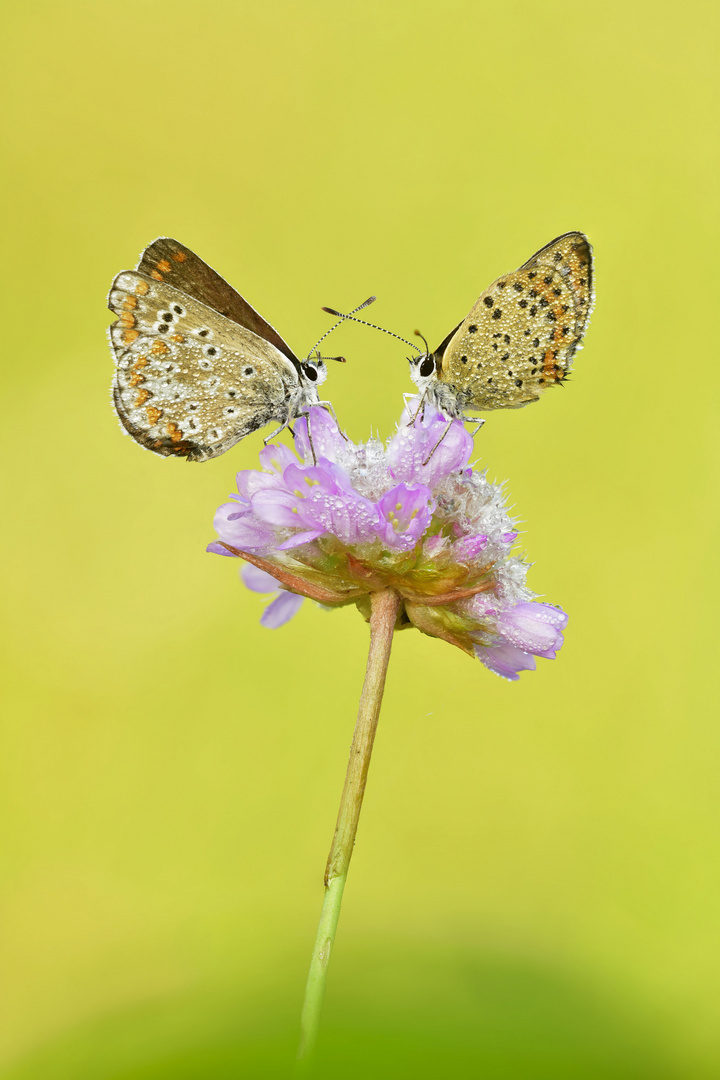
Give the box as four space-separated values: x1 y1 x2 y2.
1 1 717 1076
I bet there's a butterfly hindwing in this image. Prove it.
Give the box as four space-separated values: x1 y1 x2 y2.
108 271 300 462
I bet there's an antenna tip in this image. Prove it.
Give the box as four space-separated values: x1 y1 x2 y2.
321 306 341 316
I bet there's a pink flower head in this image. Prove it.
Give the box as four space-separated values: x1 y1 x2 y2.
209 403 568 678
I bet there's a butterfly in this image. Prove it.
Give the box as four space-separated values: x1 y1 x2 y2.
407 232 594 418
108 238 332 462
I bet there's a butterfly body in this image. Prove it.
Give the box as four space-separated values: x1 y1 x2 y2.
108 239 325 462
409 232 594 418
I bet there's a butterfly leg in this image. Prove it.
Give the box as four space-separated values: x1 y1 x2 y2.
305 413 318 465
421 419 454 466
314 400 350 442
408 389 429 427
402 392 422 422
264 417 292 444
464 415 485 437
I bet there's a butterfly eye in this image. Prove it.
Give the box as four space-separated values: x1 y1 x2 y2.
419 356 435 377
303 364 318 382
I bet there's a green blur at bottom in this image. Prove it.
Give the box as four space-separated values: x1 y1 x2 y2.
3 943 681 1080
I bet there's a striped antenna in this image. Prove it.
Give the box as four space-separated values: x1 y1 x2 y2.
305 296 377 359
320 306 422 353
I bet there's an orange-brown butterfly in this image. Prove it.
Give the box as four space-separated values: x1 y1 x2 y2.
408 232 594 418
324 232 593 421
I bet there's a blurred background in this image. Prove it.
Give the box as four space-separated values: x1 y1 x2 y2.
1 1 718 1076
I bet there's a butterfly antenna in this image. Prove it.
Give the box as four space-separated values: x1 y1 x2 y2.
414 329 431 355
321 307 423 353
305 296 377 359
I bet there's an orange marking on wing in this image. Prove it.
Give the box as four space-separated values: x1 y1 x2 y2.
156 260 172 273
146 406 163 425
123 329 140 344
119 312 136 328
122 296 137 310
135 388 150 406
166 422 183 443
171 252 187 262
135 280 149 295
543 348 556 377
129 371 145 387
151 270 163 281
150 340 169 356
133 356 149 368
170 334 184 343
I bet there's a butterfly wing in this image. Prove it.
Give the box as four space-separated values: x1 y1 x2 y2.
108 271 301 461
437 232 593 412
136 238 301 367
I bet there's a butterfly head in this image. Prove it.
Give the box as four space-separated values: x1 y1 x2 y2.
408 330 437 391
300 357 328 390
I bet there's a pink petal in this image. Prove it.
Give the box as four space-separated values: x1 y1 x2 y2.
242 565 281 593
261 591 305 628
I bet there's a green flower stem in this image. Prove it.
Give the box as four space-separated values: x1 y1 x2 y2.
295 587 401 1069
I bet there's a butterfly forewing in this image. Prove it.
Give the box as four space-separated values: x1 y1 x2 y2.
109 271 299 462
438 232 593 411
136 238 300 366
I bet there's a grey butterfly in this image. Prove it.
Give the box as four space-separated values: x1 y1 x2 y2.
108 238 331 462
